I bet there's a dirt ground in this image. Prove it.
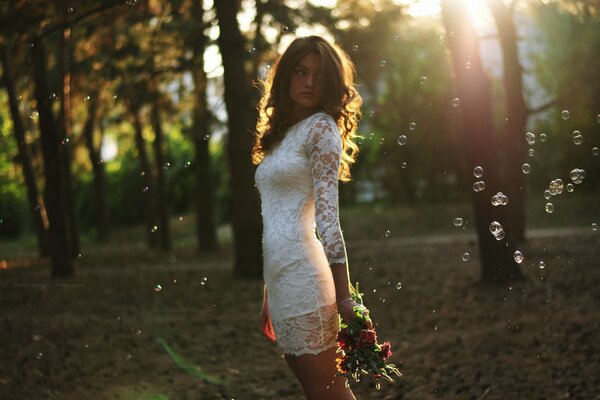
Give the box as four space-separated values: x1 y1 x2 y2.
1 230 599 400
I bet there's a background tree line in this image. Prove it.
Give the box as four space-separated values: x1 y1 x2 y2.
0 0 598 283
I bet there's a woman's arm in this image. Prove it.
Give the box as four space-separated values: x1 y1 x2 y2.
331 262 352 305
305 116 372 327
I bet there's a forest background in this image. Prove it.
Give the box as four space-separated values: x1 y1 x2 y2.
0 0 599 399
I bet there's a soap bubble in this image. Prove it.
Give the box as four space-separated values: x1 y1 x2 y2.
539 261 545 269
491 192 508 206
397 135 407 146
548 179 564 195
572 130 583 145
592 223 598 232
419 76 428 85
513 251 524 264
540 133 547 142
489 221 505 241
462 252 471 262
561 110 570 120
473 166 484 178
473 181 486 192
521 163 531 174
525 132 535 145
379 60 387 68
409 122 417 131
452 97 460 107
592 147 599 156
566 183 574 192
385 230 391 237
352 44 359 51
545 203 554 213
528 148 535 157
453 217 464 227
543 190 552 200
569 168 586 184
401 162 407 169
396 282 402 290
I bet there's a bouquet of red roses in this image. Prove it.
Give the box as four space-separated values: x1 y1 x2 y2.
335 282 402 390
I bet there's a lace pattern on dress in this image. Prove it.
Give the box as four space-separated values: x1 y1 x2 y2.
272 302 340 356
304 114 347 267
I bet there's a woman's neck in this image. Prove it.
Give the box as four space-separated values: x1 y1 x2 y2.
288 106 319 126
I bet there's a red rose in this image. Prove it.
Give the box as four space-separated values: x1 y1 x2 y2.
358 329 377 349
336 328 353 350
378 341 392 360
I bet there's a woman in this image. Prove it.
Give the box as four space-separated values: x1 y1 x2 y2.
252 35 371 400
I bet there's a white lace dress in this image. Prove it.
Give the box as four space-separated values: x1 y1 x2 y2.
255 111 348 356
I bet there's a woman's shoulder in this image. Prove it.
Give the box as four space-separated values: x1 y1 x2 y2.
302 111 337 134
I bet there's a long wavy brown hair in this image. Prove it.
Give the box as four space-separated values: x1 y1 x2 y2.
251 35 363 182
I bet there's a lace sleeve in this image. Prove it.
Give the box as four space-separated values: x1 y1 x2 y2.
304 114 347 267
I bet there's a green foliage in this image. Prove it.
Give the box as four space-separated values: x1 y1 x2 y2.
361 20 464 204
530 2 600 192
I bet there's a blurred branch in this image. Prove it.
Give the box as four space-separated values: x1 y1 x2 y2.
528 98 558 114
37 0 125 40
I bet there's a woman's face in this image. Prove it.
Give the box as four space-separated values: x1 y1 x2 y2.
288 52 324 114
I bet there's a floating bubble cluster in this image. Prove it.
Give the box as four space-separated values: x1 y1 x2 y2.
572 130 583 145
570 168 586 184
525 132 535 145
473 166 484 178
548 179 564 195
513 251 524 264
473 181 486 192
491 192 508 206
489 221 505 241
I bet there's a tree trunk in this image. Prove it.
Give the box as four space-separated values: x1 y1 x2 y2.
32 37 73 278
214 0 263 279
132 106 159 249
1 44 50 257
150 100 172 251
82 92 110 241
441 0 523 284
191 0 218 252
57 19 81 258
487 0 528 245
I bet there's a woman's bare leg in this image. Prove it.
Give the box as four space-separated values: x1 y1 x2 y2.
284 346 356 400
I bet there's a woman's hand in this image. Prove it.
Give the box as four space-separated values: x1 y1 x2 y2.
338 299 373 330
259 299 276 342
